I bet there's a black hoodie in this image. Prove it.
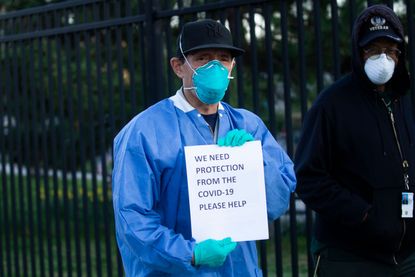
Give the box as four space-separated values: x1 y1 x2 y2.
295 4 415 264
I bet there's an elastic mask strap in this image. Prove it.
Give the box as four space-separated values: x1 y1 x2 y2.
179 34 197 75
179 33 197 91
228 58 235 80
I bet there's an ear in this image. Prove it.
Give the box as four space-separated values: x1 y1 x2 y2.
170 57 185 78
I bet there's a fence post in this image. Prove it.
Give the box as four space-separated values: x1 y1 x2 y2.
145 0 165 105
407 0 415 112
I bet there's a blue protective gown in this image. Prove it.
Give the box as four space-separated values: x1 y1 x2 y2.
112 89 296 277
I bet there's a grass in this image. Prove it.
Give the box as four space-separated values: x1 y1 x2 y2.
262 233 309 276
1 172 120 276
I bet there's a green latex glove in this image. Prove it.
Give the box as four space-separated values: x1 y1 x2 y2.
194 237 237 267
217 129 254 147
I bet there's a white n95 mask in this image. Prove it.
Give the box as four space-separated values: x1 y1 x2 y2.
364 53 395 85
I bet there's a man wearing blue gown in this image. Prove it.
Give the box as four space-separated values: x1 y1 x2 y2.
112 18 296 277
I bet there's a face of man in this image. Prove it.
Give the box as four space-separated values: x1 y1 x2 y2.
181 48 234 89
171 48 233 88
361 37 401 89
362 37 400 64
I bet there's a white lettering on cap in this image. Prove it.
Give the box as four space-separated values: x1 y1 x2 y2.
369 16 389 31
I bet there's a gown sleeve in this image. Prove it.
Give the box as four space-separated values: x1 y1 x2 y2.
256 119 297 220
112 125 196 275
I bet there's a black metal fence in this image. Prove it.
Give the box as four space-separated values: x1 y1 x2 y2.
0 0 414 276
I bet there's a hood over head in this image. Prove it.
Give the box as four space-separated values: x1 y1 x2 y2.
351 4 410 95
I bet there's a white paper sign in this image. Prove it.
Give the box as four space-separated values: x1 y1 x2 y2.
184 140 268 242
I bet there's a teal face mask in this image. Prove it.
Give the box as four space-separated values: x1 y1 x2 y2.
179 34 233 104
189 60 231 104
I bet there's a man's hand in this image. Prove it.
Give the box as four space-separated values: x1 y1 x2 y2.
218 129 254 147
193 237 237 267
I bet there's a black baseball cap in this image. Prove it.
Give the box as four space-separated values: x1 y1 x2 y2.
359 15 402 47
177 19 244 57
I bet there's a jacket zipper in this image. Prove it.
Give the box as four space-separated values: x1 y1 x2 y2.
382 98 409 264
383 100 410 190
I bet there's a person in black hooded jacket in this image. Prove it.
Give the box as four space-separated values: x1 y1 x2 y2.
295 4 415 276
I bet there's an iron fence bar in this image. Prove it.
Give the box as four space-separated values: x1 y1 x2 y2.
330 0 341 80
115 1 127 127
58 24 68 277
1 42 12 277
126 2 137 110
104 2 115 147
94 11 112 276
305 209 314 277
110 2 126 273
75 29 93 277
79 8 92 277
0 202 2 277
289 197 298 277
0 0 101 20
164 18 174 94
138 2 148 110
313 0 324 93
407 0 415 109
34 41 43 277
104 3 118 276
27 38 38 277
48 14 61 277
0 69 4 277
221 13 232 105
280 1 293 157
12 39 24 277
103 4 118 275
18 39 29 277
64 30 82 277
264 2 276 135
262 4 277 274
85 4 102 272
0 37 5 277
0 14 3 36
0 15 146 43
48 34 64 277
156 0 270 18
296 0 307 120
274 219 283 277
84 28 95 276
56 26 73 277
24 38 37 277
37 35 49 277
190 1 199 23
349 0 357 33
10 40 21 277
259 240 268 277
279 2 299 277
145 0 164 104
386 0 394 8
218 8 227 28
248 5 259 113
103 4 123 275
233 7 245 108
